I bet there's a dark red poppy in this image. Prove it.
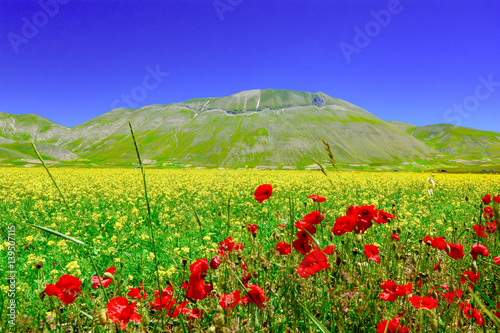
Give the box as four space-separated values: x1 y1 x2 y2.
484 206 494 220
307 195 326 202
391 233 400 241
302 211 324 225
473 225 487 238
128 282 147 300
461 270 480 289
332 215 357 236
106 297 141 330
276 241 291 255
254 184 272 203
44 274 82 305
347 205 378 234
91 267 116 288
363 244 380 263
408 296 439 310
373 210 395 224
376 316 409 333
323 245 336 255
293 231 313 255
460 302 483 326
470 243 489 260
247 224 258 235
246 285 266 308
482 194 492 205
495 302 500 321
210 256 221 270
445 243 465 259
296 250 329 278
219 290 240 309
441 289 462 304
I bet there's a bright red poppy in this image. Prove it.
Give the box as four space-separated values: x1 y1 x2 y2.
347 205 377 234
332 215 357 236
254 184 272 203
470 243 489 260
307 194 326 202
441 289 462 304
472 225 487 238
246 285 266 308
460 302 483 326
391 233 400 241
408 296 439 310
363 244 381 263
378 280 412 302
373 210 395 225
150 286 174 310
296 250 329 278
106 297 141 330
219 290 240 309
182 308 204 320
423 235 447 250
44 274 82 305
494 196 500 203
494 256 500 265
302 211 324 225
247 224 258 235
91 267 116 288
445 243 465 259
323 245 336 255
484 206 494 220
292 231 313 255
128 282 147 300
276 241 291 255
376 316 409 333
218 237 235 257
486 221 497 234
184 259 209 301
461 270 480 289
482 194 492 205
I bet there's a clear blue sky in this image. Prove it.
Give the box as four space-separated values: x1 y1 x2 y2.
1 0 499 131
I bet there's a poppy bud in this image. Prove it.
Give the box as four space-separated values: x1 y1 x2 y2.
355 235 363 243
352 248 359 255
98 309 108 325
182 258 188 267
465 196 469 202
430 318 438 332
336 256 341 266
426 241 431 246
103 272 114 280
210 256 221 270
459 318 464 326
471 261 478 274
431 289 438 299
39 289 46 301
408 231 412 235
396 226 402 234
445 244 451 253
35 262 43 269
418 239 423 244
391 243 397 251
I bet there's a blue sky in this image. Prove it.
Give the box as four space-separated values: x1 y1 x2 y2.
1 0 499 131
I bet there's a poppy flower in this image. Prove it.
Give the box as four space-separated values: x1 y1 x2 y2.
234 243 243 251
423 235 447 250
106 297 141 330
307 195 326 203
486 221 497 234
445 243 465 259
332 215 357 236
391 233 400 241
293 231 313 255
302 211 324 225
44 274 82 305
184 259 209 301
219 290 240 309
459 302 483 326
218 237 235 257
296 250 329 278
323 245 336 255
91 267 116 288
347 205 378 234
363 244 381 263
128 282 147 300
246 285 266 308
210 256 221 270
482 194 492 205
472 225 487 238
294 220 317 235
484 206 494 220
254 184 272 203
495 302 500 321
276 241 291 255
433 262 441 271
247 224 258 235
378 280 412 302
494 256 500 265
376 316 409 333
373 210 395 225
167 301 190 318
460 270 480 289
408 296 439 310
441 289 462 304
241 272 256 287
494 196 500 203
150 286 174 310
470 243 489 260
182 308 204 320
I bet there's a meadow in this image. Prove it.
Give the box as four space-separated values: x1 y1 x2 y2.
1 166 499 332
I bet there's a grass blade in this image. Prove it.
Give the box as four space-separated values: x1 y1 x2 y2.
29 224 85 245
298 302 331 333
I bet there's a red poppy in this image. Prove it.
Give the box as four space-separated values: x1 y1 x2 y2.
106 297 141 330
167 301 190 318
378 280 412 302
276 241 291 255
363 244 381 264
373 210 395 225
445 243 465 259
150 286 174 310
347 205 377 234
293 231 313 255
482 194 492 205
44 274 82 305
296 250 329 278
408 296 439 310
460 302 483 326
302 211 324 225
323 245 336 255
423 235 447 250
495 302 500 321
246 285 266 308
183 259 210 301
441 289 462 304
247 224 258 235
391 233 400 241
91 267 116 288
376 316 409 333
218 237 235 257
234 243 243 251
484 206 494 220
210 256 221 270
486 221 497 234
182 308 204 320
254 184 272 203
294 220 317 235
472 225 487 238
433 262 441 271
470 243 489 260
219 290 240 309
128 282 147 300
307 195 326 203
494 196 500 203
461 270 480 289
332 215 357 236
494 256 500 265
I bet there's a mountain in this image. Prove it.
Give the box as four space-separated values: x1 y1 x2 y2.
0 90 499 170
